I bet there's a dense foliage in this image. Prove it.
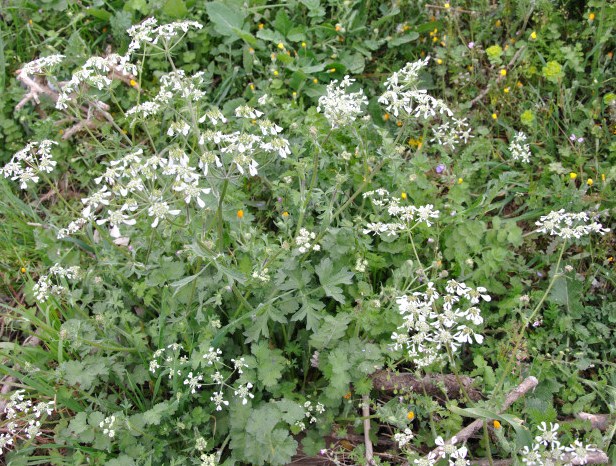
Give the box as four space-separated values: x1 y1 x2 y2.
0 0 614 465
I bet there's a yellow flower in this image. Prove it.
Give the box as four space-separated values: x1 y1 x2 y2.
335 23 343 32
493 420 502 429
588 12 595 21
397 121 403 127
130 79 137 87
601 173 606 182
327 68 336 73
292 91 297 98
343 391 352 399
273 70 279 76
444 3 450 9
495 19 502 27
277 42 284 50
569 172 577 180
258 23 264 30
383 113 390 121
312 78 318 84
436 58 443 65
249 83 255 91
530 31 537 40
28 19 33 25
20 267 26 274
491 113 498 120
500 69 507 77
301 42 306 48
517 81 523 87
401 192 407 200
587 178 593 186
407 411 415 420
458 177 463 184
282 211 289 217
504 87 510 93
237 210 244 219
59 129 64 135
248 47 255 54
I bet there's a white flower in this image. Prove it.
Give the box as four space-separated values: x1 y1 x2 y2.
509 131 532 163
317 76 368 128
536 210 610 239
183 372 204 394
233 382 254 405
535 422 560 446
393 428 414 447
147 201 181 228
210 391 229 411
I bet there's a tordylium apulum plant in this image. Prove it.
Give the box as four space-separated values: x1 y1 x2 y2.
1 17 611 466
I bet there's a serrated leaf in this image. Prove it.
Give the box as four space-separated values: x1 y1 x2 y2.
315 258 354 303
309 313 352 350
291 296 324 331
252 341 287 388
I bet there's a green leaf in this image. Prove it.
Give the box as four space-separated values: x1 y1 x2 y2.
252 341 287 388
162 0 188 17
388 32 419 47
205 2 246 37
309 313 352 350
291 296 324 331
315 258 354 303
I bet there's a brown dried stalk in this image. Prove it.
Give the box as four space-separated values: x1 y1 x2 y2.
371 370 482 401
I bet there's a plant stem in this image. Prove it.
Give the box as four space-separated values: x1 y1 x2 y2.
216 179 229 252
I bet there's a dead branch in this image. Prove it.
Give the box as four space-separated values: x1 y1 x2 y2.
575 412 613 431
362 394 376 465
371 370 482 401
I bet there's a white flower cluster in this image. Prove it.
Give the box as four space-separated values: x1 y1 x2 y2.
379 58 472 151
1 140 57 189
19 54 65 78
509 131 532 163
392 279 488 368
535 210 610 240
428 436 470 466
317 76 368 128
99 415 116 438
303 400 325 425
362 189 440 237
56 54 137 110
0 390 55 456
32 264 81 303
520 422 598 465
394 428 414 448
127 70 208 120
252 267 270 283
149 345 253 412
295 228 321 254
199 453 218 466
127 18 203 56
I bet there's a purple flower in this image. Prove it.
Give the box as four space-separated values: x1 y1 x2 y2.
577 137 584 143
468 42 475 49
569 134 577 141
436 164 446 174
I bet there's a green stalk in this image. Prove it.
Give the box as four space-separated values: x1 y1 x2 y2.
216 179 229 252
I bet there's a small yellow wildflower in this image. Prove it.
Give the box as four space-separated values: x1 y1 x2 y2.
335 23 343 32
467 65 473 71
401 192 407 200
258 23 264 30
504 87 510 93
273 70 279 76
495 19 502 27
282 211 289 217
328 68 336 73
292 91 297 98
493 420 502 429
28 19 33 25
588 12 595 21
129 79 137 87
383 113 390 121
432 36 439 43
491 113 498 120
407 411 415 420
249 83 255 91
436 58 443 65
301 42 306 48
277 42 284 50
237 210 244 219
569 172 577 180
121 129 128 134
530 31 537 40
343 391 352 399
517 81 523 87
313 78 318 84
601 173 606 182
20 267 26 274
500 69 507 77
397 121 403 127
587 178 593 186
444 3 450 9
59 129 64 135
458 177 463 184
248 47 255 54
